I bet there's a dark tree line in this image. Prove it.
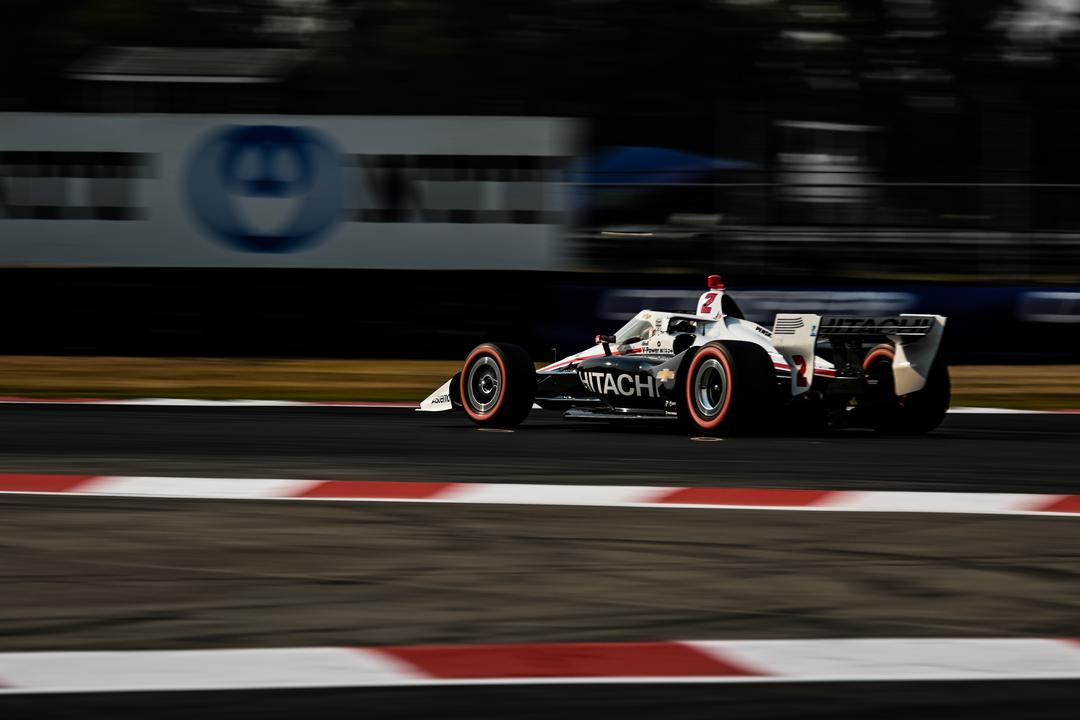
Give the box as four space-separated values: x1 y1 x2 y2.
6 1 1080 180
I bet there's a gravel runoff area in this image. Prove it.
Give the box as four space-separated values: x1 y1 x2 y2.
0 357 1077 409
1 495 1076 652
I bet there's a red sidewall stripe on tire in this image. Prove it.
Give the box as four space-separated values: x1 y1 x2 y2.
862 347 894 372
686 346 733 430
461 346 509 422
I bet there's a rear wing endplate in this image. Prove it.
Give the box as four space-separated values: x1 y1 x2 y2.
771 314 946 396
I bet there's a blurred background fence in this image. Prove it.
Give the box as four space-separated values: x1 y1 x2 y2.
2 1 1080 364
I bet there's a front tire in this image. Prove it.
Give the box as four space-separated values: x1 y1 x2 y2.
460 342 535 428
677 341 775 435
861 343 950 434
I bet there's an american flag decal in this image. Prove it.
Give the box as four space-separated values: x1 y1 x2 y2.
773 317 806 335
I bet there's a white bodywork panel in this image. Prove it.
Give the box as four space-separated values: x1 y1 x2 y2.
890 314 946 395
696 289 726 320
533 303 800 377
770 314 822 396
536 342 607 373
419 378 454 412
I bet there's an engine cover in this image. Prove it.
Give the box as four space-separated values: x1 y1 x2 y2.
576 355 668 409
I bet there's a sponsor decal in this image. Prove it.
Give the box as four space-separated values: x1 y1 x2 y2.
346 154 566 224
821 316 933 335
186 125 345 253
578 370 657 398
754 325 774 338
0 151 154 220
431 395 450 405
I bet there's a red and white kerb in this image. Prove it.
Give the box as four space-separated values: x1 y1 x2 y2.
0 475 1076 517
0 638 1077 693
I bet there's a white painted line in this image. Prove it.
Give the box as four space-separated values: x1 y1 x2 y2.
0 647 423 694
947 406 1052 415
691 638 1080 681
83 476 322 500
442 482 662 506
817 491 1043 514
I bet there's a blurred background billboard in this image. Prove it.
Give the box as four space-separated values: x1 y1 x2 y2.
0 113 577 269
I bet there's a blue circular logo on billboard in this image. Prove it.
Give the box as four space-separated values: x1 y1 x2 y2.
186 125 345 253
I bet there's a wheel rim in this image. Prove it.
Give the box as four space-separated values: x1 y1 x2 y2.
694 357 728 418
466 356 502 413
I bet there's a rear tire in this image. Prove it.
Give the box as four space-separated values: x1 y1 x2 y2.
861 343 950 434
460 342 535 428
677 341 775 435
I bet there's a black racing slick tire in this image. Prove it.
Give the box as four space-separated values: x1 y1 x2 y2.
677 341 775 436
861 343 950 435
459 342 536 429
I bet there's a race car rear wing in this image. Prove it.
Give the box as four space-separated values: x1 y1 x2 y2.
770 313 946 396
818 315 936 337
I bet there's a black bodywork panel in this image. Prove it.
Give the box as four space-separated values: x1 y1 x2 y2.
536 352 685 412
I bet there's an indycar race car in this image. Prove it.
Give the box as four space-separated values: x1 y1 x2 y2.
419 275 950 435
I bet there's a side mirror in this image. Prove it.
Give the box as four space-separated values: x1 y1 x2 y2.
595 334 616 357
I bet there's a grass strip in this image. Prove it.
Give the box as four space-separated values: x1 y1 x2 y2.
0 357 1076 410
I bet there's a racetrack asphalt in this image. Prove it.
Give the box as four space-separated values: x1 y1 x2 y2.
0 405 1076 492
0 406 1077 718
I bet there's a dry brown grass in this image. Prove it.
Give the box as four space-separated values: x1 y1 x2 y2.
0 357 1077 408
0 357 460 401
949 365 1080 410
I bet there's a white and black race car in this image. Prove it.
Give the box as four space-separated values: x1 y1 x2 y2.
419 275 950 435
